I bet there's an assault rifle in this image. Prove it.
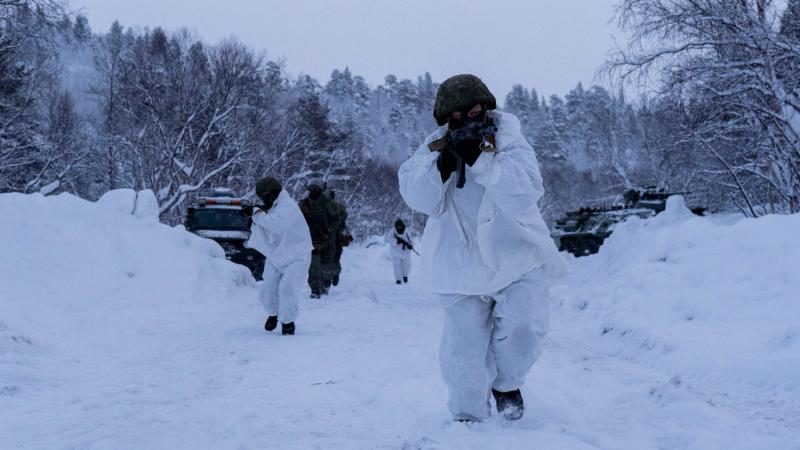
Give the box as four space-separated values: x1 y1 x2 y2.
446 119 498 189
427 118 497 189
240 204 263 217
395 234 420 256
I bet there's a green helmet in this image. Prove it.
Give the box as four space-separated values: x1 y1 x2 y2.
433 74 497 126
306 176 325 190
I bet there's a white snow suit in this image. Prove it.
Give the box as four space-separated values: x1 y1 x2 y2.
398 110 566 421
245 190 313 324
384 228 413 282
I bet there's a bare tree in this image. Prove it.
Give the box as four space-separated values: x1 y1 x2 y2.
112 33 264 220
606 0 800 214
0 0 68 193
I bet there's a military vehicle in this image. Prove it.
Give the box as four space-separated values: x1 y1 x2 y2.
184 188 265 279
551 186 703 257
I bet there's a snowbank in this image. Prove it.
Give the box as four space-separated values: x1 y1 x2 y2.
556 197 800 391
2 191 796 448
0 191 253 400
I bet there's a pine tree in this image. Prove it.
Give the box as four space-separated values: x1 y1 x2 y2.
290 86 332 151
504 84 532 121
73 14 91 41
780 0 800 40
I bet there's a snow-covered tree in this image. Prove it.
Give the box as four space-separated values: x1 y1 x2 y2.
607 0 800 215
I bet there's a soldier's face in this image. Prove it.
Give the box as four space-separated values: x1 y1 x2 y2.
450 104 483 121
260 189 280 209
309 187 322 199
449 103 484 129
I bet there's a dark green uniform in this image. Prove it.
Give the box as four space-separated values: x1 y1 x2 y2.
300 195 336 295
327 199 348 286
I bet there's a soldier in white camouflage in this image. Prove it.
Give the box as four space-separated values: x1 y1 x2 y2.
398 74 566 423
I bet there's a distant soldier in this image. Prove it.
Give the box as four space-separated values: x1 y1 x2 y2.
244 176 312 336
299 177 336 298
325 189 350 287
384 218 414 284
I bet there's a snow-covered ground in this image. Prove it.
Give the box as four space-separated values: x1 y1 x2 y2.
1 192 797 449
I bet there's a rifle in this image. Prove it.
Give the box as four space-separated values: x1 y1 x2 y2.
241 204 266 217
395 234 420 256
447 119 497 189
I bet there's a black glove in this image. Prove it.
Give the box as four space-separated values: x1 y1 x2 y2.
242 204 270 217
436 148 457 183
451 143 481 166
448 123 484 166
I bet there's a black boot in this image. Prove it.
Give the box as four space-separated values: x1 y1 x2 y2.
396 280 401 285
264 315 278 332
281 322 295 336
492 389 524 420
403 276 408 283
310 290 321 299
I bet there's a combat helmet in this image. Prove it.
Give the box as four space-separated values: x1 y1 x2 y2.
433 74 497 126
306 176 325 190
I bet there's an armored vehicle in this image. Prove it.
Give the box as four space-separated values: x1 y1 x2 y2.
184 188 265 279
551 186 702 257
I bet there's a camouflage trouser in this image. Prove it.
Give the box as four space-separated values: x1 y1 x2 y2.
333 241 344 283
308 249 323 295
309 236 336 294
321 235 336 289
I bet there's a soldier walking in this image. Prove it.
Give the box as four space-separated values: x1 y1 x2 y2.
398 74 566 423
384 218 413 284
299 177 336 298
325 189 349 287
244 176 312 336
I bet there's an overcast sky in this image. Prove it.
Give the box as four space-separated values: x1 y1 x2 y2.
73 0 622 103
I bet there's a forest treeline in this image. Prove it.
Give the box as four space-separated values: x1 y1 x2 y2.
2 0 798 235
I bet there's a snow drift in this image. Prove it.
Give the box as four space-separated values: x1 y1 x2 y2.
1 191 797 449
0 190 254 408
555 196 800 392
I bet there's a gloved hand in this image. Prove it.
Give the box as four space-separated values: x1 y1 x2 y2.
448 123 485 166
436 148 457 183
450 142 482 166
241 205 255 217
